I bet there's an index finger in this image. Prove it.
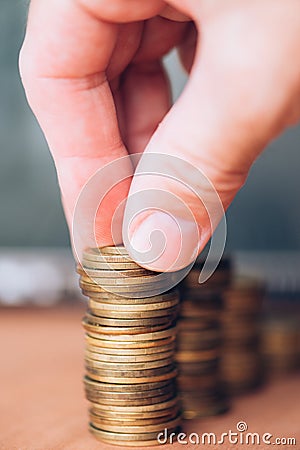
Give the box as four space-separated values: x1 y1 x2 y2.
19 0 131 248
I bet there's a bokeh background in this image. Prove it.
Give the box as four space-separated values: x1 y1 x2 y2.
1 1 300 304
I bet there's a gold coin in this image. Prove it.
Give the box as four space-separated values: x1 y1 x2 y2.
86 362 176 377
80 278 171 290
87 391 175 406
90 246 129 256
85 305 178 328
86 328 177 343
90 423 179 439
85 291 178 304
86 368 177 384
77 266 151 278
80 280 170 295
90 414 181 433
88 302 178 317
81 273 169 286
85 334 175 349
80 278 170 292
85 312 175 327
85 310 175 328
89 424 180 444
85 388 175 400
89 409 179 426
86 326 176 341
89 273 171 285
84 376 173 392
83 320 172 336
87 298 178 312
86 391 176 405
91 405 181 420
85 350 174 363
85 384 175 399
87 305 178 319
85 356 174 371
83 260 141 270
91 397 179 413
86 342 176 355
86 392 176 406
83 251 133 263
85 378 175 391
88 289 172 299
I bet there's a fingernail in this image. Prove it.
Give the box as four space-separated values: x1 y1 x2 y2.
127 211 200 272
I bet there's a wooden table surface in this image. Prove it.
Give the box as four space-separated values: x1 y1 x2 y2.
1 306 300 450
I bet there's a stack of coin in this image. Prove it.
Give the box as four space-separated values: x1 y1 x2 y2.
181 258 232 292
176 258 231 418
261 315 300 377
220 277 264 394
78 246 181 446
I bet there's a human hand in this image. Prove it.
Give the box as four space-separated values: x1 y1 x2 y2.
20 0 300 271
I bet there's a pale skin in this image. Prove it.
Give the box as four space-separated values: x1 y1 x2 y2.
20 0 300 271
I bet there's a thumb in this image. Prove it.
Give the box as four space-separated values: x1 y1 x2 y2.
122 76 249 272
123 1 300 271
122 71 252 272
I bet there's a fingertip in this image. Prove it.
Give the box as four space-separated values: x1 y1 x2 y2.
125 211 200 272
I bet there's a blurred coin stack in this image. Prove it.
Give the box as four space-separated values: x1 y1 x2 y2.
176 258 231 418
221 277 264 394
78 246 181 447
261 315 300 377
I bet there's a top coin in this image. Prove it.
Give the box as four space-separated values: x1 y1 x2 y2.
83 252 134 264
97 246 129 256
84 247 131 260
